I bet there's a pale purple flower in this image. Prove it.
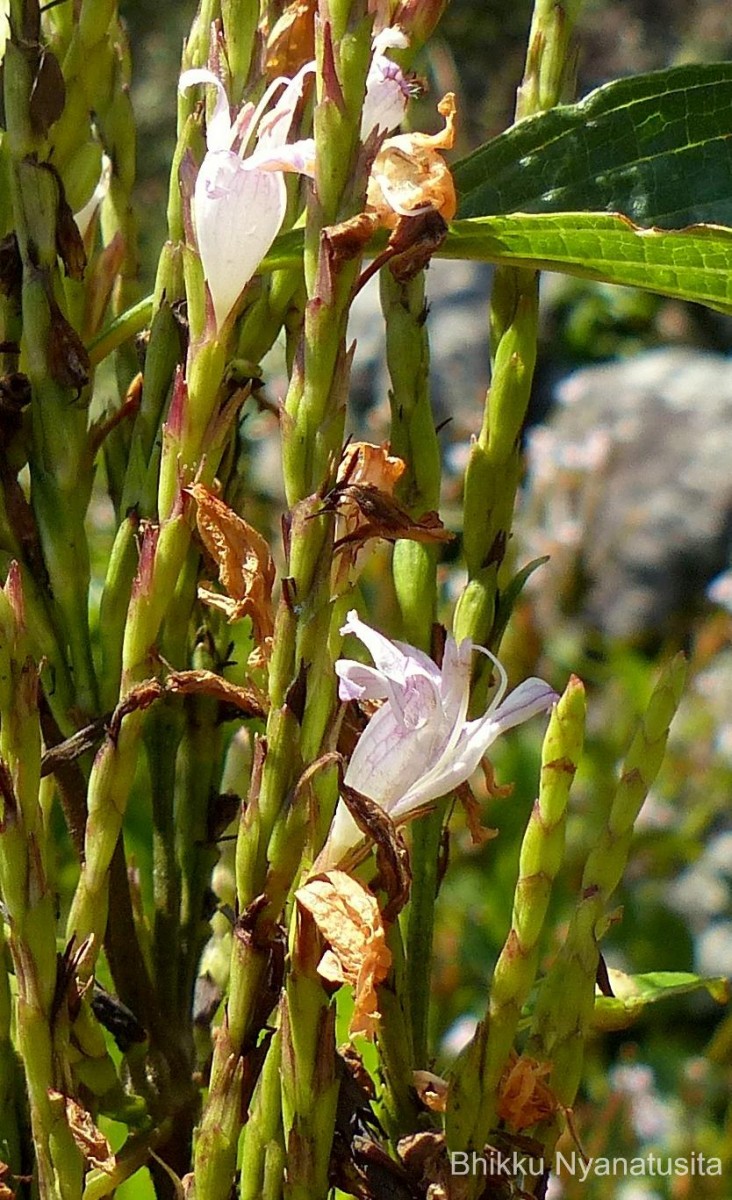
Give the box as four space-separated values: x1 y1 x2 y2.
361 28 413 138
319 610 557 868
179 64 315 331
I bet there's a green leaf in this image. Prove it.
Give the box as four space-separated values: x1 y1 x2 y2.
440 214 732 313
593 969 730 1031
454 63 732 228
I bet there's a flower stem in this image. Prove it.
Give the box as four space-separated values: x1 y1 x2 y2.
446 676 586 1153
453 0 584 707
528 655 686 1110
4 20 99 720
0 568 84 1197
195 3 374 1193
380 266 442 1067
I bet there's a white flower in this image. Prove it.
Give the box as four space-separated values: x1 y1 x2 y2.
179 64 315 331
319 610 557 868
361 28 413 138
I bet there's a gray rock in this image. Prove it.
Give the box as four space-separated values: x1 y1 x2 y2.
519 348 732 639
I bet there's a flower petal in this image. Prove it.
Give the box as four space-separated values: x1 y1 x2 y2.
179 68 234 152
256 61 315 152
437 635 473 727
193 151 287 329
389 679 557 823
246 137 316 177
345 685 449 805
336 660 392 702
361 53 411 138
340 610 441 727
487 678 558 735
340 609 411 679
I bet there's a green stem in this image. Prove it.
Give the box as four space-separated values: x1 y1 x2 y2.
446 677 586 1153
380 267 442 1067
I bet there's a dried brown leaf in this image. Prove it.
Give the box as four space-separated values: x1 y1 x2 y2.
296 871 392 1039
165 668 268 718
188 484 275 658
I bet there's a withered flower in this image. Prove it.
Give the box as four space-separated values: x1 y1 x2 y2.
188 483 275 663
295 870 392 1038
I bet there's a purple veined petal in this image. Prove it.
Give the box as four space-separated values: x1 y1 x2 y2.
340 609 412 680
392 640 441 679
245 137 316 178
179 68 234 153
487 677 558 735
361 56 411 138
361 27 411 138
230 100 258 150
339 610 441 726
336 660 392 702
344 693 450 811
256 62 316 152
389 678 556 824
438 635 473 727
193 152 287 330
344 612 442 711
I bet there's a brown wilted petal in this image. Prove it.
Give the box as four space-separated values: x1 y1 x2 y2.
367 92 457 230
322 212 382 273
497 1051 558 1131
387 207 449 284
396 1132 457 1200
295 870 392 1039
328 483 453 553
336 781 411 920
188 483 275 658
337 441 405 493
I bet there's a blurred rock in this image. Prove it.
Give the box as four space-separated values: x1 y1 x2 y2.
347 257 492 433
519 348 732 641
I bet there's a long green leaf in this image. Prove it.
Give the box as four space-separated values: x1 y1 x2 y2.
441 214 732 313
454 63 732 228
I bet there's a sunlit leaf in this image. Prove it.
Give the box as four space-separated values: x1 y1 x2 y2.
454 64 732 228
441 214 732 313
